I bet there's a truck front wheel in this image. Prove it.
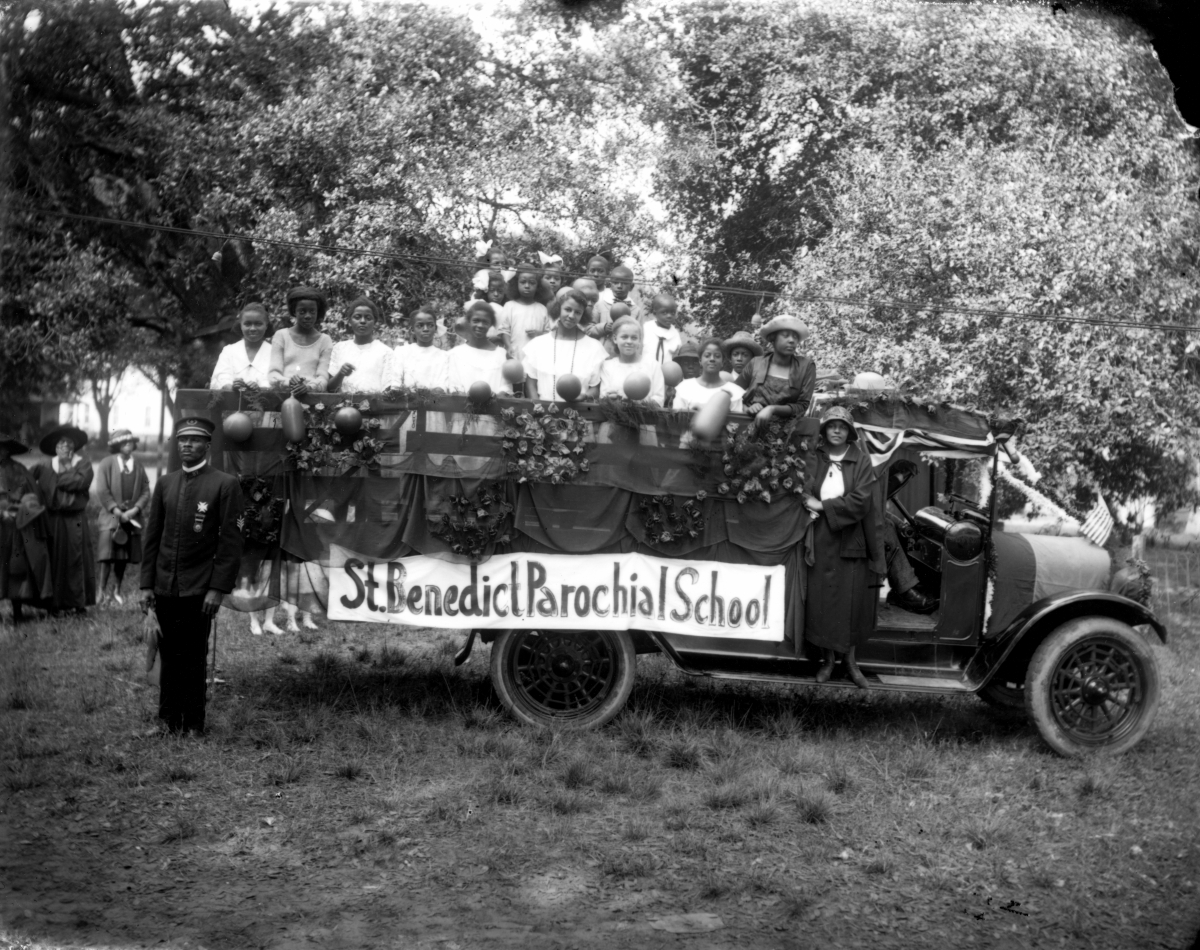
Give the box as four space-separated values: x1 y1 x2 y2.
490 629 637 729
1025 617 1161 756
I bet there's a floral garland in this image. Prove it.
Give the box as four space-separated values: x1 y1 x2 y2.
237 476 284 546
206 381 266 412
429 484 514 561
639 493 708 545
380 385 442 409
287 399 386 472
596 395 672 429
706 419 808 504
498 403 591 484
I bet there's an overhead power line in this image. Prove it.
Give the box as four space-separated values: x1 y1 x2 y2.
29 206 1200 336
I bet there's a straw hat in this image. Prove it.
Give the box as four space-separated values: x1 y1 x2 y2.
721 331 764 358
108 428 139 450
39 424 88 456
759 316 811 342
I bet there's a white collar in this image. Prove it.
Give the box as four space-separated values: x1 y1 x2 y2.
181 459 207 474
52 454 81 473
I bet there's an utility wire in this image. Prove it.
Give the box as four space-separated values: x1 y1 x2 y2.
30 206 1200 336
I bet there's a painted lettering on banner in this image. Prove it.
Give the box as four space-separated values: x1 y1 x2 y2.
327 546 786 641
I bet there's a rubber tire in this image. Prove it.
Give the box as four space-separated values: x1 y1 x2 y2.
490 629 637 729
978 679 1026 712
1024 617 1161 757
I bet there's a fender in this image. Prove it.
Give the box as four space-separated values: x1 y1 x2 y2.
967 590 1166 688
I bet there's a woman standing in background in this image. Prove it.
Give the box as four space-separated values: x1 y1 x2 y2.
95 429 151 605
30 424 96 614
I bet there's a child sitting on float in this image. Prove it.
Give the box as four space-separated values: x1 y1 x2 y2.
735 315 816 423
328 298 392 393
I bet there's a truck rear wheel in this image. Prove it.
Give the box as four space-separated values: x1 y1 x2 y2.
1025 617 1161 756
490 629 637 729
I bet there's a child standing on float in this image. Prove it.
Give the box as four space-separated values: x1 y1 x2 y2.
210 303 273 390
599 317 665 405
328 298 392 393
522 289 608 402
672 338 745 411
268 287 333 394
493 263 550 361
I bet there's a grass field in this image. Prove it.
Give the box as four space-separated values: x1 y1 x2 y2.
2 548 1199 950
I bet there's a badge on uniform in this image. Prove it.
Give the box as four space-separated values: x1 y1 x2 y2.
194 500 209 533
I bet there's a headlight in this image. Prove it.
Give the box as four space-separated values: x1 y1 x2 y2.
945 521 984 561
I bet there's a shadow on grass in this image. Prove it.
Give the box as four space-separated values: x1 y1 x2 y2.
223 648 1032 751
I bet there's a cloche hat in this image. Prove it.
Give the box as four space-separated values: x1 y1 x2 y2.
818 405 859 442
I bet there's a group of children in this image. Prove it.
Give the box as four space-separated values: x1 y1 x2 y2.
209 253 818 424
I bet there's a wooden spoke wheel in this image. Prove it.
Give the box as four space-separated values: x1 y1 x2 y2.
490 629 637 729
1025 617 1161 756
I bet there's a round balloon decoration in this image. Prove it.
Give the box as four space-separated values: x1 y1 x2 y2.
280 396 306 443
333 406 363 438
556 374 582 402
661 360 684 387
222 412 253 443
502 359 525 385
622 372 652 401
468 380 493 403
691 389 731 441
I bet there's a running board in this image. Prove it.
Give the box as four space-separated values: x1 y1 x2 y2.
696 669 975 694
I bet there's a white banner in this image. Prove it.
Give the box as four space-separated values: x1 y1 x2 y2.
327 546 786 641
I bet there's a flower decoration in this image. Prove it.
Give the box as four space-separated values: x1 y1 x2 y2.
639 494 708 547
702 419 807 504
429 484 514 561
499 403 592 484
286 398 386 472
238 476 284 545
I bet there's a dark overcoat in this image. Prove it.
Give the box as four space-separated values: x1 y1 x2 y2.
803 443 885 652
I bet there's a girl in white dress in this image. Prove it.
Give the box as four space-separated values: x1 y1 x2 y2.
522 289 608 402
599 317 665 406
493 263 551 360
672 337 746 412
328 298 392 393
209 303 273 389
448 301 512 395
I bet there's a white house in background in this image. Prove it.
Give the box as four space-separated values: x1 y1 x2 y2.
58 369 175 445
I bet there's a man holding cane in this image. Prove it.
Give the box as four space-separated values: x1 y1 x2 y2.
140 417 244 736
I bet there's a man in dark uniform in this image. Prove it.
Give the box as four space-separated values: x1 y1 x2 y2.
140 417 244 735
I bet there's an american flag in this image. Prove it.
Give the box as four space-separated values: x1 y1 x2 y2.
1080 494 1114 547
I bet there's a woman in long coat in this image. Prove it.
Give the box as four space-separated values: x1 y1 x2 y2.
801 406 885 688
95 428 151 605
31 425 96 613
1 433 52 621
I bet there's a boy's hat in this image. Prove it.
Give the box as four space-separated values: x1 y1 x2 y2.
759 316 810 342
108 428 139 449
676 341 701 361
174 417 216 440
721 331 764 358
39 424 88 456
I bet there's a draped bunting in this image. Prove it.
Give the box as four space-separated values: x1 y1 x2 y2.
177 390 995 643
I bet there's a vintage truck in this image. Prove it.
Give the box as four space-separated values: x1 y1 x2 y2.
181 387 1165 756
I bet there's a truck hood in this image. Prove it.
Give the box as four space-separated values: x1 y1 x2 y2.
988 532 1111 636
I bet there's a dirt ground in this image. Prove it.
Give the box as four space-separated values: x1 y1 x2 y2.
3 580 1200 950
